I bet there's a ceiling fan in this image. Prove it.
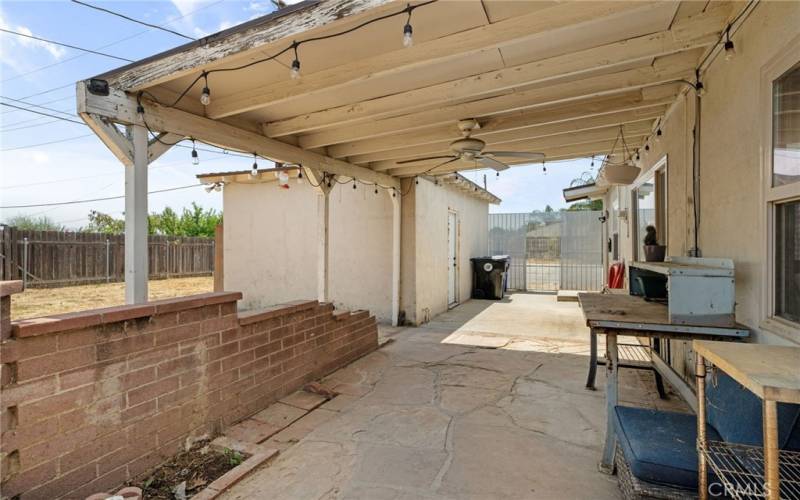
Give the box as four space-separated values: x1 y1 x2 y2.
395 119 545 172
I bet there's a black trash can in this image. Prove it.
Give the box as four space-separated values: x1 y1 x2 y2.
470 256 509 300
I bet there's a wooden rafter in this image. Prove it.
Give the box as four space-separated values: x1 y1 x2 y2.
296 62 696 149
81 113 134 167
262 5 728 137
335 93 672 161
206 1 659 120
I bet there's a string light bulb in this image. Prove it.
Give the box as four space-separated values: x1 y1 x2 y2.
214 183 222 192
723 26 735 61
402 4 413 47
352 179 357 190
375 187 379 194
296 167 304 184
199 72 211 106
655 128 662 143
590 155 595 168
191 140 199 165
290 42 301 79
250 154 258 177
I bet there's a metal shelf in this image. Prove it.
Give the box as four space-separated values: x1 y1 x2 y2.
702 440 800 499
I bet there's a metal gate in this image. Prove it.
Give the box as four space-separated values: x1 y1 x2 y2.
489 211 603 292
487 213 528 290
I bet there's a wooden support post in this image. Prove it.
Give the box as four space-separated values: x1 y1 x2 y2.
696 354 708 500
125 125 149 304
306 168 334 303
763 400 780 500
214 224 224 292
390 190 401 326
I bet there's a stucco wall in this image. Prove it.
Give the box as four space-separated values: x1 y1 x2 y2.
223 179 393 320
605 2 800 349
409 178 489 324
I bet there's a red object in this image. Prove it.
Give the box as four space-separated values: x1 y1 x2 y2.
608 262 625 289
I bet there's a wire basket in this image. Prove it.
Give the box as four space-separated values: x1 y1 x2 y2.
702 440 800 499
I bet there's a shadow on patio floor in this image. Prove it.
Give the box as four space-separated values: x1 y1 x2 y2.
220 294 688 500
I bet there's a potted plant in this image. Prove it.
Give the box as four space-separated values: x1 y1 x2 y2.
643 225 666 262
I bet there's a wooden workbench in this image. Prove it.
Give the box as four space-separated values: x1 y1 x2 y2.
694 341 800 500
577 292 750 473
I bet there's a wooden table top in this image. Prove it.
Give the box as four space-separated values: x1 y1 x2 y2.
694 340 800 404
577 293 749 338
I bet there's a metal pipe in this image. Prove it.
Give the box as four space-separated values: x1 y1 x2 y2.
696 355 708 500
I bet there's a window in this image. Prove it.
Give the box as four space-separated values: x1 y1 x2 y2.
772 62 800 187
632 160 667 261
775 201 800 322
769 61 800 326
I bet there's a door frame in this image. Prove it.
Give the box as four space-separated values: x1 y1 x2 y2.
447 209 459 308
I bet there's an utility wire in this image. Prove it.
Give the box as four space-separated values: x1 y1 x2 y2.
0 28 134 62
0 184 203 209
0 102 85 124
0 96 80 120
71 0 196 41
0 134 95 152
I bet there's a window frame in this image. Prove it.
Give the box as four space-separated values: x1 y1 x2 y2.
631 155 668 261
760 34 800 338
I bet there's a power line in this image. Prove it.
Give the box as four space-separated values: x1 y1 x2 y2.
0 184 203 209
0 28 134 62
0 102 84 124
71 0 196 41
0 133 95 152
0 96 80 120
1 0 224 112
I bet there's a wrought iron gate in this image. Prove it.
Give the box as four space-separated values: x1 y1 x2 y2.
488 211 603 292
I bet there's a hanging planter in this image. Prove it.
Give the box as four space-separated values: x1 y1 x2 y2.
597 125 642 185
601 162 640 185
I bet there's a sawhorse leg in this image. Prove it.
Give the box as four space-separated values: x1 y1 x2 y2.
586 329 598 390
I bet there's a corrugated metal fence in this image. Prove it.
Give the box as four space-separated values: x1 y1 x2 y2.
0 226 214 288
489 211 603 292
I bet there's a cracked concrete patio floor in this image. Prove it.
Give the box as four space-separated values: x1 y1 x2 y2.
221 294 688 500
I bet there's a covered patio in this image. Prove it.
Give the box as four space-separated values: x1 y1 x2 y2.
3 0 800 498
219 293 686 499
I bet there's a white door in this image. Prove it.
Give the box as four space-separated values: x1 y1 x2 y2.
447 211 458 306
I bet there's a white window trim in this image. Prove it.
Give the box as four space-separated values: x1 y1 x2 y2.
759 34 800 340
631 155 668 261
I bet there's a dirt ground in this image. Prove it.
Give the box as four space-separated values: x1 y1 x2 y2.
10 276 214 320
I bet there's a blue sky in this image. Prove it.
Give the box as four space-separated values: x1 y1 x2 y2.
0 0 596 229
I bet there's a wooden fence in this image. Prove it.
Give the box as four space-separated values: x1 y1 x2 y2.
0 225 215 288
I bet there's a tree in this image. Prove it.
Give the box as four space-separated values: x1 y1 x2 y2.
3 215 65 231
85 205 222 237
85 210 125 234
565 199 603 211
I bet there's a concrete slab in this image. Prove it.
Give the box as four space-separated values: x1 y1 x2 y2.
556 290 581 302
251 402 307 428
220 294 688 499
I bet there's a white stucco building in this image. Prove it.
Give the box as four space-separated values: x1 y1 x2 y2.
198 170 498 324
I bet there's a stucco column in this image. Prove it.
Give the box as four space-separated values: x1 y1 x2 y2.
390 190 401 326
317 184 331 303
125 125 149 304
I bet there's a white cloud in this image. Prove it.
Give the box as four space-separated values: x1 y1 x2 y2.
0 11 66 75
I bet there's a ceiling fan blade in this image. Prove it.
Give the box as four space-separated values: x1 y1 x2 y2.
477 156 510 171
483 151 545 161
396 155 455 165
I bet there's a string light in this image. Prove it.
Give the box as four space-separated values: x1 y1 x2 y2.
296 166 304 184
250 153 258 177
375 186 379 194
402 4 414 47
352 178 357 190
290 41 301 80
191 139 199 165
655 128 662 143
723 26 736 61
200 72 211 106
590 155 595 168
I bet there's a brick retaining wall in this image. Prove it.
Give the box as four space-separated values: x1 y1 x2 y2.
0 282 378 499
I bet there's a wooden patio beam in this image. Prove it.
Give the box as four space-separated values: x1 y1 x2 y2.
263 5 728 137
77 82 399 189
208 1 659 120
